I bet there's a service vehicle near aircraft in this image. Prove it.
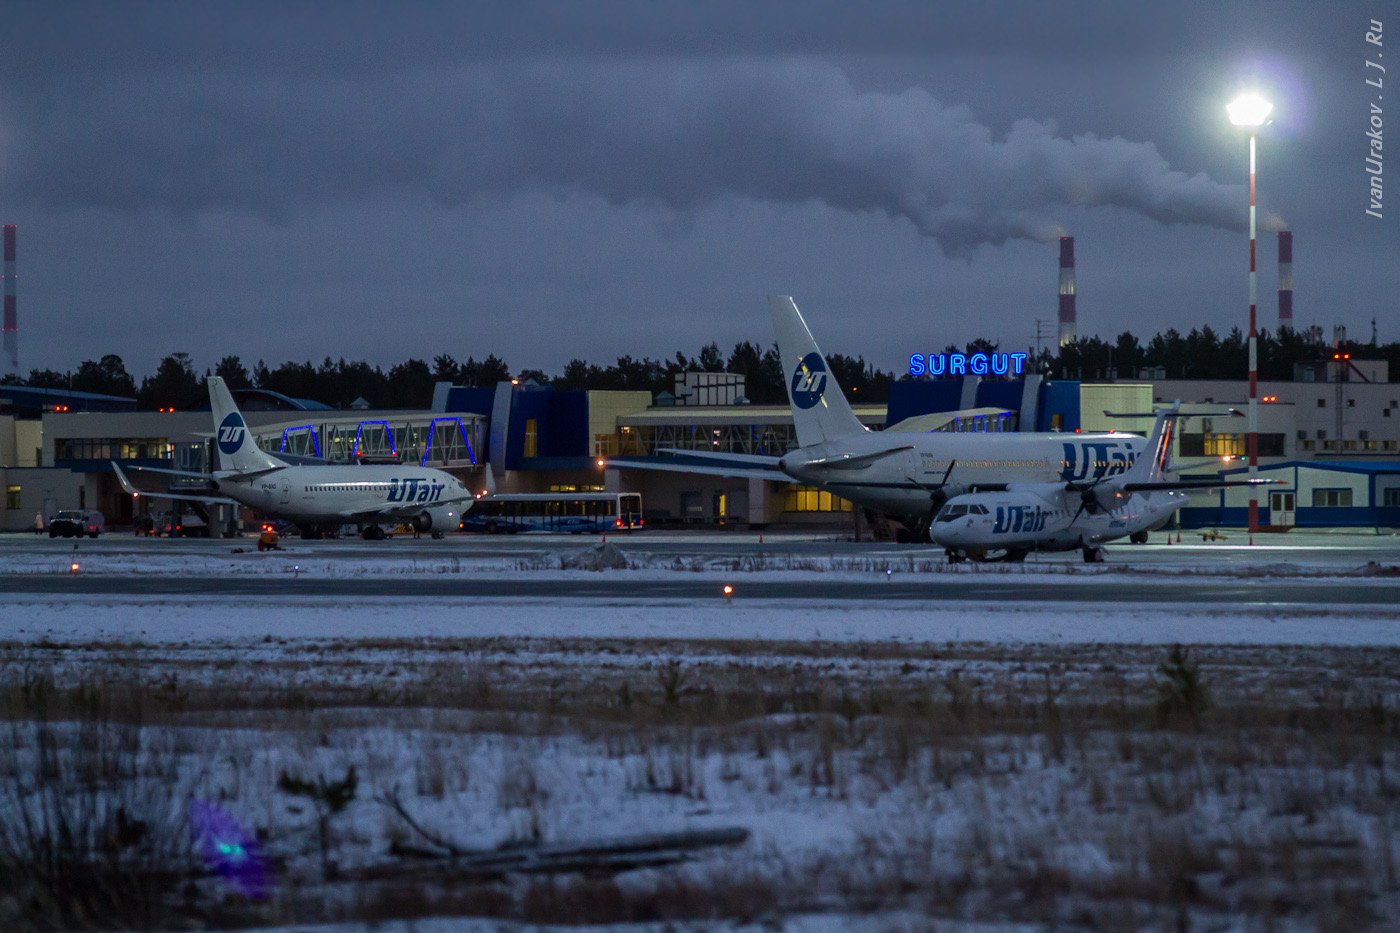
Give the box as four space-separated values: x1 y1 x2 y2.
47 509 104 538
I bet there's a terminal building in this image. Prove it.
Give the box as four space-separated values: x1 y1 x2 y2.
3 360 1400 533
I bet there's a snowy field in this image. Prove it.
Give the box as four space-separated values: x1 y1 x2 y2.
2 531 1398 927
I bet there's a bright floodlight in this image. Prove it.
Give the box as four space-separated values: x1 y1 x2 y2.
1227 93 1273 127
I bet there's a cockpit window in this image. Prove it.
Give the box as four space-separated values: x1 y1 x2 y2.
935 504 969 522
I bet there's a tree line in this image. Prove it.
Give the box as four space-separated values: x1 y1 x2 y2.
4 327 1395 411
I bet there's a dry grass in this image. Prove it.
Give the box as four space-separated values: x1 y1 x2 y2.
0 637 1397 926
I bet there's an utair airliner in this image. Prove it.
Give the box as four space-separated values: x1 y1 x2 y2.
614 296 1269 561
112 376 477 539
929 403 1272 562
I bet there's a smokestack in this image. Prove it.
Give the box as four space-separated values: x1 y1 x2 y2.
3 226 15 377
1057 236 1076 347
1277 230 1292 328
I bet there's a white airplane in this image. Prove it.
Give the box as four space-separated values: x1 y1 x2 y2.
616 296 1165 541
112 376 477 539
929 403 1273 563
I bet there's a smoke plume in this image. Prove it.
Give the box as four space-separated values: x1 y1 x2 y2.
2 58 1250 253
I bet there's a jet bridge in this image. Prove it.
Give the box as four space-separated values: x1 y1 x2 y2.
250 413 484 468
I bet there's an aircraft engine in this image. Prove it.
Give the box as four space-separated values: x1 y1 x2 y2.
414 505 461 533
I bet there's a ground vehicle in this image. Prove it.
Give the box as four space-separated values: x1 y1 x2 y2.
460 492 643 534
48 510 104 538
152 509 210 538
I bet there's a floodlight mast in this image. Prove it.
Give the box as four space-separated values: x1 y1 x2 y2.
1228 93 1272 539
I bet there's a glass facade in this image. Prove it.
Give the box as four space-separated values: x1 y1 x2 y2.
56 438 174 460
783 485 854 513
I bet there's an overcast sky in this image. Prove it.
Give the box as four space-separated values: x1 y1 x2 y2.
1 1 1394 379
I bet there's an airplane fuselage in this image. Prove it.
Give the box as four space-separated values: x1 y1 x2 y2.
778 430 1148 522
929 486 1187 553
214 464 470 526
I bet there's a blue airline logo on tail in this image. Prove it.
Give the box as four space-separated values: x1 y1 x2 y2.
790 352 828 410
217 414 247 455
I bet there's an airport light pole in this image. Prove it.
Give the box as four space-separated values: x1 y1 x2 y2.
1227 92 1272 539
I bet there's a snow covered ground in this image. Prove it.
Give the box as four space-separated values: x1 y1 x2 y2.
3 593 1400 648
2 635 1397 928
2 530 1398 927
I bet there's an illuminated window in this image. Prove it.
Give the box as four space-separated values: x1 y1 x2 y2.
5 485 19 510
1202 433 1246 457
524 419 538 459
783 485 853 513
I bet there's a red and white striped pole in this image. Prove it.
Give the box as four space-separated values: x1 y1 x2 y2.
1247 134 1259 539
1228 92 1271 540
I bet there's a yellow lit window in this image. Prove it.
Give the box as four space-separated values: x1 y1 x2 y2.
783 485 853 512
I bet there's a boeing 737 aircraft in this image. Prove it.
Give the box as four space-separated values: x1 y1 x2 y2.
929 404 1272 563
113 377 476 539
615 296 1167 541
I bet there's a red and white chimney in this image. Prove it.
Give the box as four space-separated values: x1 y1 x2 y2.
1277 230 1293 328
2 225 15 377
1057 236 1076 347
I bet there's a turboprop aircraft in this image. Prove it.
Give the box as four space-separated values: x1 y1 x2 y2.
929 403 1274 563
112 377 477 539
614 296 1167 541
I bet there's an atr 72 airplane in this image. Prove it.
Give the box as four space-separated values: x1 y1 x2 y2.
113 377 476 539
616 296 1267 559
929 403 1271 563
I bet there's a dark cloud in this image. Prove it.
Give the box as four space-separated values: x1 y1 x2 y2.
0 1 1390 376
2 57 1246 254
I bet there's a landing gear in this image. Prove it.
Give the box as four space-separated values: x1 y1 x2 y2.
361 525 387 541
947 547 1027 565
1081 546 1106 564
1129 531 1149 545
298 524 323 540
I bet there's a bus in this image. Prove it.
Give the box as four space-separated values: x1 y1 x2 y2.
460 491 644 534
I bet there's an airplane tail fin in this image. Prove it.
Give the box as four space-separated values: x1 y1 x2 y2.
769 295 867 447
208 377 283 474
1124 403 1182 483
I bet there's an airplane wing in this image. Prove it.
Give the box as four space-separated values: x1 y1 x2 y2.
800 445 914 471
121 463 217 481
216 465 287 484
609 452 789 483
655 449 782 467
1121 477 1283 493
111 462 240 506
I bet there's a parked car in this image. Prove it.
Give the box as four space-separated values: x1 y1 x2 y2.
48 510 104 538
